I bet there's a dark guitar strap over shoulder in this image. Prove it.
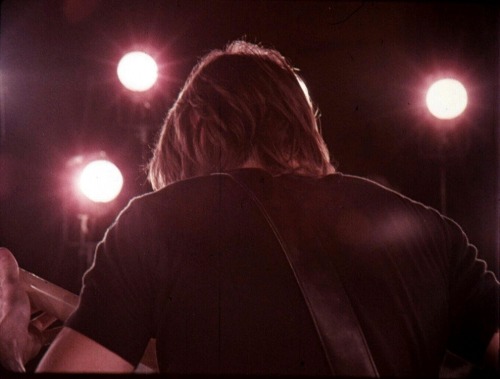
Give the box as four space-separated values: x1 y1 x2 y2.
222 172 379 377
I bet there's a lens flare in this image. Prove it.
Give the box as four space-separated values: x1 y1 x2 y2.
426 78 467 120
117 51 158 92
78 160 123 203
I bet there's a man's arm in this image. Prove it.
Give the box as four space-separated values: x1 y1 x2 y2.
35 327 134 373
484 330 499 371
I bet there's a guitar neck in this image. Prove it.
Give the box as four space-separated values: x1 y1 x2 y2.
19 269 79 322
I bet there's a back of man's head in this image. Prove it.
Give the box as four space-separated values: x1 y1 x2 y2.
148 40 334 190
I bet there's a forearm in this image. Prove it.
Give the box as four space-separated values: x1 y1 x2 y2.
36 327 134 373
484 330 499 371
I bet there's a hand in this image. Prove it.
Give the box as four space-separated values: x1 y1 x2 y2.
0 248 58 372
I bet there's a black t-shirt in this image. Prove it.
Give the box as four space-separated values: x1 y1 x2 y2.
66 169 499 376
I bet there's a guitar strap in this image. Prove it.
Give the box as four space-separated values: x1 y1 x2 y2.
222 172 379 377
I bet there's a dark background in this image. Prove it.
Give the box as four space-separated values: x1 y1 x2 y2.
0 0 498 293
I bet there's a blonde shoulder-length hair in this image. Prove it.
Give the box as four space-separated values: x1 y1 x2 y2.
148 40 334 190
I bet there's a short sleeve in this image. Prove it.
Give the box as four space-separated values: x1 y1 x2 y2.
66 198 156 366
446 217 499 364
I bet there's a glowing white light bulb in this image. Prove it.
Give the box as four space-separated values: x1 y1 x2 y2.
78 160 123 203
426 78 468 120
117 51 158 92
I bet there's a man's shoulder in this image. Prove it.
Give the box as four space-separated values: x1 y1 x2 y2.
325 172 445 221
321 172 406 203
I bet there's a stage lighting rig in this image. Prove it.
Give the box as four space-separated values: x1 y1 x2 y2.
425 77 468 215
77 159 123 203
115 49 164 164
62 152 125 271
426 78 468 121
66 152 124 209
117 51 158 92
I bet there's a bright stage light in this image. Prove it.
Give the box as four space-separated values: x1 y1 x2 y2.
78 160 123 203
426 78 468 120
117 51 158 92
